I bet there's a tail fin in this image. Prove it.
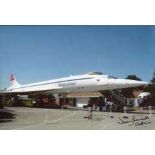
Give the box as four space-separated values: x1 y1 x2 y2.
7 74 21 90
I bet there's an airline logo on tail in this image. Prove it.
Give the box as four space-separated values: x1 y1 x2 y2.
7 74 21 90
9 74 15 81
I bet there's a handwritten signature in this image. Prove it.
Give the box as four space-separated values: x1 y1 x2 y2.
118 115 151 126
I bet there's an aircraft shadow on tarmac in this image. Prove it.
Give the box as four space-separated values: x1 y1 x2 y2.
0 109 16 123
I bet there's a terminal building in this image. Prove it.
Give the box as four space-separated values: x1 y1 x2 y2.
66 92 103 108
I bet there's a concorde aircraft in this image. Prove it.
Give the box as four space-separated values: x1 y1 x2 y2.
0 72 148 95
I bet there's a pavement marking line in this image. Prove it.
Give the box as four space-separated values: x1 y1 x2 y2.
15 111 38 113
13 111 76 130
47 111 76 124
0 108 39 113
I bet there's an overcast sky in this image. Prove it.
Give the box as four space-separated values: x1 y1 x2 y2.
0 25 155 89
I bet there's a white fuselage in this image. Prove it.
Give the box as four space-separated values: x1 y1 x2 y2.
5 74 148 94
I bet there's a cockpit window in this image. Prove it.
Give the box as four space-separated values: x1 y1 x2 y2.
108 76 118 79
96 79 100 81
86 72 103 75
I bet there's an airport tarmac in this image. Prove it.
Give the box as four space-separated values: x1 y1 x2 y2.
0 107 155 130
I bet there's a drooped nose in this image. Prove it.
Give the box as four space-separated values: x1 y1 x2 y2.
114 79 149 89
124 79 149 87
104 79 149 90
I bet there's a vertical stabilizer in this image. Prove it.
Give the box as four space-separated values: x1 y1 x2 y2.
7 74 21 90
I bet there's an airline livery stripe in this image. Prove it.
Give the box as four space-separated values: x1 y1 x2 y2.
12 77 93 90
